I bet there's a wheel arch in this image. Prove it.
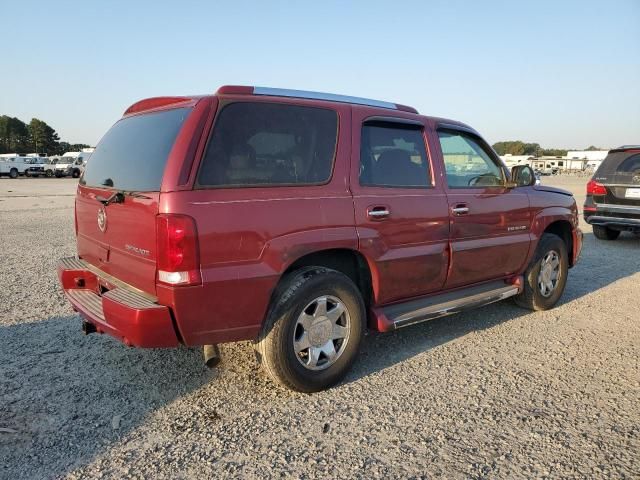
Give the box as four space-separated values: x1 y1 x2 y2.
281 248 374 308
542 219 574 265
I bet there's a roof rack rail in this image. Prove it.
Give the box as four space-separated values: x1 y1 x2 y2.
216 85 418 113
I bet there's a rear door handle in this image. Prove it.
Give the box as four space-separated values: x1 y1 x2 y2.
367 206 390 219
452 205 469 216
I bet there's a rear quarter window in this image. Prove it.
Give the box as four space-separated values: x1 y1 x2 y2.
81 107 190 191
615 154 640 173
197 102 338 187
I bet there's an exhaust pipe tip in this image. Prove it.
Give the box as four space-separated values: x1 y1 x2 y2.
203 344 221 368
82 321 97 335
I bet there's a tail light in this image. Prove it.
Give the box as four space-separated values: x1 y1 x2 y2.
156 214 201 286
586 179 607 196
74 202 78 236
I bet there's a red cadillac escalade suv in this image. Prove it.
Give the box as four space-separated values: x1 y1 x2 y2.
58 86 583 392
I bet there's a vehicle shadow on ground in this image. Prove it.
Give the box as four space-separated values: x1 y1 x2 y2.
346 230 640 385
561 230 639 302
0 315 213 480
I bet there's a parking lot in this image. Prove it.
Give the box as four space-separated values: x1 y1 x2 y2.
1 176 638 478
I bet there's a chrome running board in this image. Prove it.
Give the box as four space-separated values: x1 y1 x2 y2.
383 281 520 330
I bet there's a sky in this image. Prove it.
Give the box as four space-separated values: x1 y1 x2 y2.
1 0 639 149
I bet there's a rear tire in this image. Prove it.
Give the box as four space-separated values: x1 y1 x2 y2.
593 225 620 241
255 268 365 392
72 169 80 178
514 233 568 311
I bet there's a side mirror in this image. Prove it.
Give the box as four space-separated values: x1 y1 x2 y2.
511 165 536 187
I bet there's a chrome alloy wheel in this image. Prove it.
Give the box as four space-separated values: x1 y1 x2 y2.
293 295 350 371
537 250 561 298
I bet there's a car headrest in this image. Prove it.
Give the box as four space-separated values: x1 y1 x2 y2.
374 149 416 185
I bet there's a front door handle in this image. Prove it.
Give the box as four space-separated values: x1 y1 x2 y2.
367 206 390 219
452 205 469 216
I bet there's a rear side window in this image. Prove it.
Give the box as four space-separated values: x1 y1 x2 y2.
81 107 190 191
359 122 430 187
197 102 338 187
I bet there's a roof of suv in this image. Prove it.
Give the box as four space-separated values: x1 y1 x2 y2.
216 85 419 114
609 145 640 153
124 86 418 116
123 85 476 134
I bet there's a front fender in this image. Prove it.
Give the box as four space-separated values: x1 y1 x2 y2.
523 205 578 269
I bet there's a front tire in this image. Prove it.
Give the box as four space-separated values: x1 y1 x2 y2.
593 225 620 241
514 233 568 311
45 170 53 178
9 168 18 179
255 268 365 392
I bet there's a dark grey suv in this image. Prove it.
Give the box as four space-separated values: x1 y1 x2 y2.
584 146 640 240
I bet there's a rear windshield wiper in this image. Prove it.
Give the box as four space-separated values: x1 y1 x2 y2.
125 191 152 200
96 191 124 206
95 190 151 206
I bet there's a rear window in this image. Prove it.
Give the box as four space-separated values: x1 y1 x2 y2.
596 151 640 180
360 122 431 188
81 107 190 191
615 153 640 173
197 102 338 187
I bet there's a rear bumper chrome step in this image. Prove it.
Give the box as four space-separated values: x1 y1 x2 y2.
379 280 521 330
592 203 640 214
586 215 640 227
58 257 179 348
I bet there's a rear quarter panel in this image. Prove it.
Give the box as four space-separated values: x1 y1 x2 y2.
160 100 355 345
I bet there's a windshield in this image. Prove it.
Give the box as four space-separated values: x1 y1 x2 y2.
80 107 191 191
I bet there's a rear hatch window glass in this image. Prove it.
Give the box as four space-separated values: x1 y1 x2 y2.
197 102 338 187
81 107 191 191
595 151 640 204
596 152 640 181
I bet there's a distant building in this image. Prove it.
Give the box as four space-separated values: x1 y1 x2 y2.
565 150 609 171
500 154 534 168
531 156 567 173
500 150 610 173
565 150 609 161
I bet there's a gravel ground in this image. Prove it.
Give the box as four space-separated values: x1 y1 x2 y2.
1 176 639 479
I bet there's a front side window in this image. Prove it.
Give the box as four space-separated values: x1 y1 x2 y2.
359 122 430 187
197 102 338 187
438 130 505 188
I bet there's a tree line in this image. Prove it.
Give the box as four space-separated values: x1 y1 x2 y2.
0 115 90 155
492 141 605 157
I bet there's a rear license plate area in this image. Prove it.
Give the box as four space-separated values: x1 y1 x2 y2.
625 188 640 199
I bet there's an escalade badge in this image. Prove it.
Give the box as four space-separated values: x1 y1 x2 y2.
97 207 107 232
